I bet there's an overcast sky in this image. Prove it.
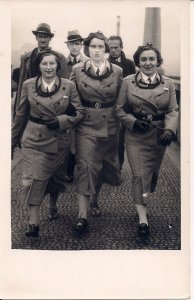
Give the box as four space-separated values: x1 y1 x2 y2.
11 0 185 76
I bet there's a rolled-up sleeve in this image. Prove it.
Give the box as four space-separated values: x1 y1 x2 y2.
115 79 136 130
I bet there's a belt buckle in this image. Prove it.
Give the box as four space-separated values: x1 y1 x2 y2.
146 114 153 121
95 102 101 109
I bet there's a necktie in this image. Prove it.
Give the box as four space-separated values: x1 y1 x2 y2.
72 56 77 65
147 77 152 84
46 87 49 93
96 68 100 76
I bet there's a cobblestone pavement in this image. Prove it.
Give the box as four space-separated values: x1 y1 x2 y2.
11 150 180 250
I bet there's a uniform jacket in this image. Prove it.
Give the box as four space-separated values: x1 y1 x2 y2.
12 76 84 153
108 51 136 78
70 59 123 137
14 48 69 113
115 72 179 145
66 53 88 79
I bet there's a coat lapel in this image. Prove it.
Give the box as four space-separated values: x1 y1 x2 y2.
131 73 167 108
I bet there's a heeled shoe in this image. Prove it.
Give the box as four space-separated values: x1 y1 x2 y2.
48 207 59 221
74 218 88 236
25 224 39 237
138 223 150 238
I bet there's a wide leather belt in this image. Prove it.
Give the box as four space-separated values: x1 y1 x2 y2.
132 112 165 121
29 116 48 125
81 99 115 109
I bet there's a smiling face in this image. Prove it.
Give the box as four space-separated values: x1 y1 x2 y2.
36 33 51 50
139 50 158 77
39 54 57 81
89 38 106 65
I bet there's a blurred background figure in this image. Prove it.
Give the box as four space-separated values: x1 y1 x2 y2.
64 30 87 183
108 35 136 171
12 51 84 237
115 43 179 238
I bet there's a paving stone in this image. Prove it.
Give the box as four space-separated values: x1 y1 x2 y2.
11 151 180 250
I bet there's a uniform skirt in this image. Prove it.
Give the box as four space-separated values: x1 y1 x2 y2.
22 147 69 205
75 132 121 196
125 141 166 205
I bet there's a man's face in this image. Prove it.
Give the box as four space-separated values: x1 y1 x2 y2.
67 40 82 56
36 33 51 50
108 39 122 59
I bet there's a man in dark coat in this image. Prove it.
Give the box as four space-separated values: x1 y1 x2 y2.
108 35 136 170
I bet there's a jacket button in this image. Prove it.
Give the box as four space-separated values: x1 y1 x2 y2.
102 115 106 118
54 134 57 137
63 87 66 90
88 115 90 118
58 102 60 105
39 134 42 137
84 83 87 87
36 102 39 105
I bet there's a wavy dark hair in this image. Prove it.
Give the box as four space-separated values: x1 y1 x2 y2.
35 50 61 74
83 31 109 57
133 43 163 67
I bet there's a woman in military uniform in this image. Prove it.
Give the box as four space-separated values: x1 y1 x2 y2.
12 50 84 237
70 31 123 235
115 43 179 238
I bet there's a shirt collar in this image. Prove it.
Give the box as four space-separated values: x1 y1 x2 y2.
90 60 109 75
70 54 81 63
141 72 157 83
38 76 58 91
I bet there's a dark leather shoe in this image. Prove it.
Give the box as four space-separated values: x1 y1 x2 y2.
49 207 59 221
138 223 150 237
25 224 39 237
74 218 88 236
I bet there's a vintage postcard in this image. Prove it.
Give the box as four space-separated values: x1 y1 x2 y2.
0 0 190 298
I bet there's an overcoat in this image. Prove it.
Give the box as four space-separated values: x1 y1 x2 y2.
115 72 179 204
12 76 84 153
70 59 123 195
12 76 84 204
70 60 123 137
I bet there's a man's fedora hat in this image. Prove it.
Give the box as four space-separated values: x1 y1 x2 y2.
65 30 84 43
32 23 54 37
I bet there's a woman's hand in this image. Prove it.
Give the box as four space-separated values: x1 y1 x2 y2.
159 129 175 146
133 119 151 132
44 117 60 129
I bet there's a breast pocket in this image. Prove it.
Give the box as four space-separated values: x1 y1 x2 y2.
53 96 70 113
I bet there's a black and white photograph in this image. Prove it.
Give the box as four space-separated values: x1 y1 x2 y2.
0 0 191 298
